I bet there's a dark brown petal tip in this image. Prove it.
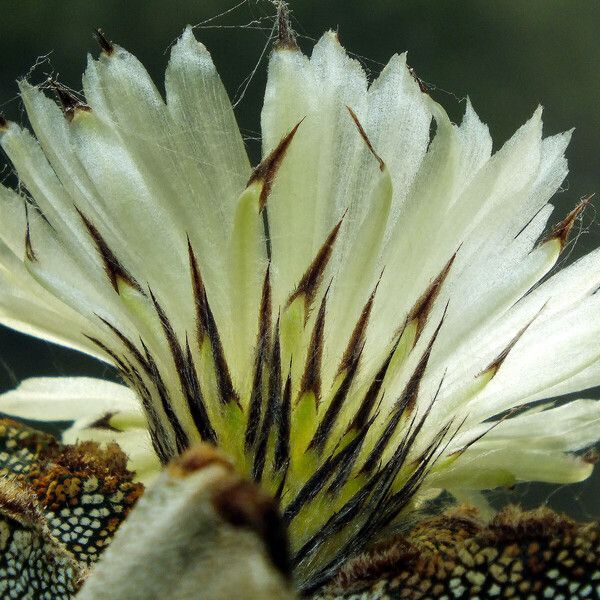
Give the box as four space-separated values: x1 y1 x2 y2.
480 308 542 378
50 80 90 122
24 203 36 262
76 207 144 295
0 114 8 131
248 119 303 211
583 448 598 464
88 412 119 432
245 265 273 451
543 194 594 251
275 1 299 50
347 106 385 171
337 280 380 376
298 290 328 403
275 368 292 472
187 237 239 407
288 214 345 310
24 230 36 262
408 66 429 93
168 444 233 478
407 252 457 340
94 28 114 55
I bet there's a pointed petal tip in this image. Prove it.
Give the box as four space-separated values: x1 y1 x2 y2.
408 65 430 94
374 52 407 82
287 214 345 310
50 80 91 122
461 97 478 125
177 25 207 51
324 29 341 44
558 127 575 148
463 96 476 119
312 29 348 56
507 105 543 142
384 51 406 65
248 118 304 210
17 78 34 93
275 1 299 51
169 25 213 72
347 106 385 171
527 104 544 131
94 28 114 56
17 79 44 104
543 193 594 251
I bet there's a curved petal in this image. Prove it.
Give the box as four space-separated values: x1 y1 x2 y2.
431 400 600 489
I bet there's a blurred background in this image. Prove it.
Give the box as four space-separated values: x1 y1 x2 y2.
0 0 598 517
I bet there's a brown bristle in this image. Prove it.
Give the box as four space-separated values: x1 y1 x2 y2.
275 1 298 50
24 203 37 262
248 119 303 210
187 237 239 407
245 265 273 450
406 252 456 341
288 216 345 312
50 80 90 121
76 207 144 295
298 289 328 404
347 106 385 171
337 282 379 376
543 194 593 251
481 312 539 378
94 28 114 55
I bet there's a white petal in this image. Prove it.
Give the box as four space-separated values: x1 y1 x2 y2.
0 377 139 421
263 33 367 307
430 448 593 489
433 400 600 489
165 27 251 212
362 53 433 216
0 29 598 579
469 293 600 421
